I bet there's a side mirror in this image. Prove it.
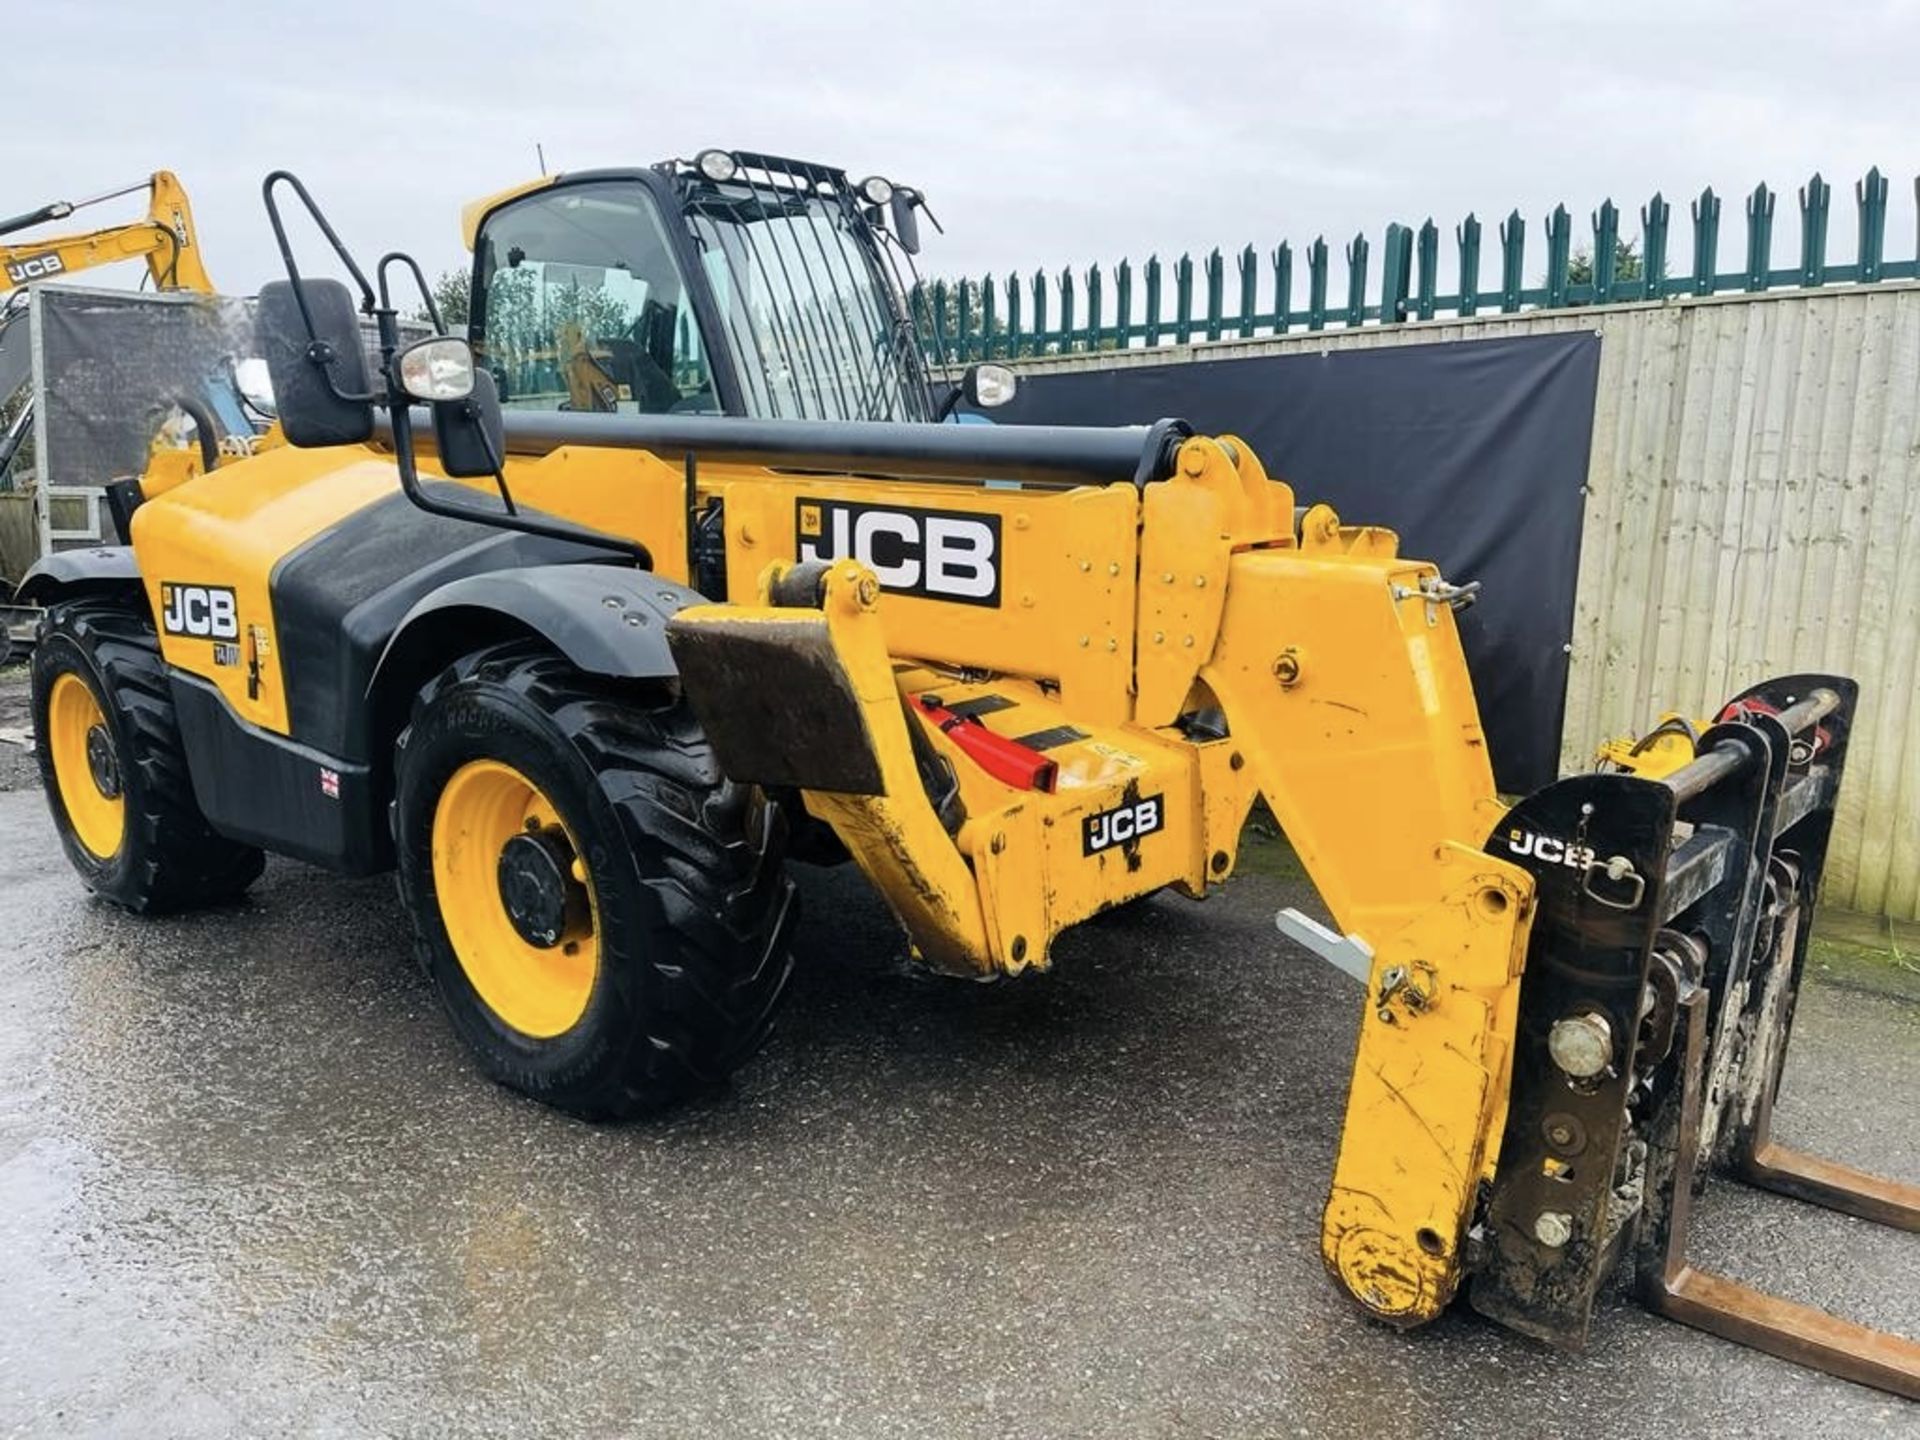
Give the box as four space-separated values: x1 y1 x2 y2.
889 189 922 255
257 278 373 447
431 369 506 480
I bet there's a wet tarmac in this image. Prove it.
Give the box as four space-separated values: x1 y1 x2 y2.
1 701 1916 1437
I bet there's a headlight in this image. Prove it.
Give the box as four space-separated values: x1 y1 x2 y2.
965 362 1018 409
695 148 738 183
858 174 894 206
1547 1011 1614 1080
395 337 476 402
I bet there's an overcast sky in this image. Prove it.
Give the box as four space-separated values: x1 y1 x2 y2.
13 1 1918 300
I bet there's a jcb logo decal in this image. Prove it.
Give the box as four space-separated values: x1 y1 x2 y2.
160 583 239 640
4 252 64 285
1506 828 1595 869
1084 794 1163 856
796 498 1000 607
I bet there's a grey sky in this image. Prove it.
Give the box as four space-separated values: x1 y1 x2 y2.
13 1 1919 298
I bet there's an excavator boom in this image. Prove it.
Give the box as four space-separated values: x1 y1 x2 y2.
1 171 212 294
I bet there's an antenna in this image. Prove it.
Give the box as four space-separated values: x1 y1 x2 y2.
536 143 548 177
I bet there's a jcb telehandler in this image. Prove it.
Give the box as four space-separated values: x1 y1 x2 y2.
21 164 1918 1399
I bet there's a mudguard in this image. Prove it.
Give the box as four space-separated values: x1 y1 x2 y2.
372 563 702 697
15 545 142 607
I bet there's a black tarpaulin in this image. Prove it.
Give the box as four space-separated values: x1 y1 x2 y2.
984 332 1601 792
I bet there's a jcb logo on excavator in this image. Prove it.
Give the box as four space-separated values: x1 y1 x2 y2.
796 498 1000 606
160 583 239 641
1084 794 1164 856
1505 828 1596 869
5 252 65 285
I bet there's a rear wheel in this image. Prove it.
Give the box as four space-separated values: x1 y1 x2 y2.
393 643 796 1117
31 599 265 911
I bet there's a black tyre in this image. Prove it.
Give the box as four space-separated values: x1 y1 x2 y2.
31 599 266 911
393 642 796 1118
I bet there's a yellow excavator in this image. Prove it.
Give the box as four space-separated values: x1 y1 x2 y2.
1 171 212 295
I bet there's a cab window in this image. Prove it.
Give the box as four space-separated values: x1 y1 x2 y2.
472 181 717 415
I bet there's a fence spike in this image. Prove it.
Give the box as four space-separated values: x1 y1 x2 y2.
1344 231 1370 326
1458 213 1482 316
1415 218 1439 320
1086 263 1105 350
957 278 975 362
1058 265 1076 351
1306 236 1329 331
1004 273 1022 358
1272 241 1293 334
1746 182 1776 291
1204 247 1225 342
1641 192 1670 299
1031 269 1049 355
1238 244 1258 338
1174 252 1195 344
1856 168 1888 283
1543 205 1572 309
980 273 997 359
930 279 951 357
1691 186 1721 295
1115 258 1133 349
1591 199 1620 304
1499 209 1526 312
1798 172 1830 287
1144 254 1163 347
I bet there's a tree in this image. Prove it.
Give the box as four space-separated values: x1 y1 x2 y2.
1568 238 1642 286
412 269 471 329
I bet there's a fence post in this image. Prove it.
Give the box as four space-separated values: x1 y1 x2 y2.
980 275 997 359
1005 274 1023 358
1031 270 1049 354
1344 231 1370 326
1059 266 1076 352
1115 259 1133 349
1086 264 1105 349
930 279 951 360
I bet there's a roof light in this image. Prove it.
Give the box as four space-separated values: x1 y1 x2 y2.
857 175 894 206
695 149 738 183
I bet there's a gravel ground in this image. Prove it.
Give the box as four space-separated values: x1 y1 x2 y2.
0 665 1915 1438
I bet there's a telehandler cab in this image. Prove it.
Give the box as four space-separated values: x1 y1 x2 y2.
21 167 1918 1399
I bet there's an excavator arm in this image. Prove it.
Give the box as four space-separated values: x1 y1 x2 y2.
1 171 212 294
654 426 1915 1397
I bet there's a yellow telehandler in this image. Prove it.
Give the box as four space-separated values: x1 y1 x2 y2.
17 162 1917 1400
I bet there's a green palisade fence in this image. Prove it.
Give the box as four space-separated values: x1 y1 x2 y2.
915 168 1920 360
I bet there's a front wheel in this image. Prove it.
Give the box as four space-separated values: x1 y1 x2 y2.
393 643 796 1118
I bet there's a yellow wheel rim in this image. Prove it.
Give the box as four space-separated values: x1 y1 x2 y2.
47 671 125 861
432 759 599 1039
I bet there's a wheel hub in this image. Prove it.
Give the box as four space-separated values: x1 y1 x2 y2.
496 827 588 949
84 723 122 799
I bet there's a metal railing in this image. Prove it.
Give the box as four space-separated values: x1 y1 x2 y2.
914 168 1920 360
